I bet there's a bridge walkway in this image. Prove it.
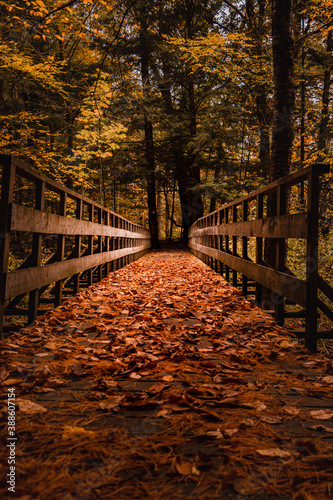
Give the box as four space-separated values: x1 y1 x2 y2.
1 250 333 499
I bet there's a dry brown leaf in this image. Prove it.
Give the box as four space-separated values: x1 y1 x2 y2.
3 378 23 386
99 396 124 411
223 428 238 437
205 428 223 439
256 448 291 458
162 375 174 382
259 415 282 424
311 424 333 433
130 372 142 379
173 457 200 476
283 405 300 415
233 477 262 495
16 399 47 414
310 409 333 420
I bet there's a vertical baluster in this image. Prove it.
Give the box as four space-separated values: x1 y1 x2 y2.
275 184 286 325
305 167 320 352
97 208 102 281
87 204 93 286
0 156 15 336
28 178 45 323
105 212 110 275
73 198 82 294
225 208 230 282
242 200 248 297
255 193 264 307
54 192 67 306
232 204 238 286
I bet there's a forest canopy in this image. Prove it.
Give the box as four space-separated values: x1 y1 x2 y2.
1 0 332 242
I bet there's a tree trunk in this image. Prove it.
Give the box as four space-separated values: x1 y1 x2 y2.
318 30 332 154
263 0 295 310
270 0 295 182
139 8 159 249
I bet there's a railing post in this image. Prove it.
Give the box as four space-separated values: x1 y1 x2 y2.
54 192 67 306
225 209 230 282
96 208 103 281
105 212 110 275
242 200 248 296
0 156 15 336
305 166 320 352
73 198 82 294
255 193 264 307
28 178 45 323
275 184 286 326
232 204 238 287
87 203 93 286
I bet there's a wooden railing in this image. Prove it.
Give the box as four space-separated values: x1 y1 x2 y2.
189 164 332 352
0 156 151 334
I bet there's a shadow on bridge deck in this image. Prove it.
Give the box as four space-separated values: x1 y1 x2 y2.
1 250 333 499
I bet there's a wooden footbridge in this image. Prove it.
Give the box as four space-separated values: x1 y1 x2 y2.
1 156 333 499
0 156 332 351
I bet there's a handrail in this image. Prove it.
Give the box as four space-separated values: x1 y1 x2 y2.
0 155 151 334
189 164 331 352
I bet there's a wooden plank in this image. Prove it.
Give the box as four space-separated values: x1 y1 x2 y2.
190 212 308 239
5 244 150 299
10 204 150 239
305 170 320 352
0 157 16 335
28 179 45 323
189 241 307 307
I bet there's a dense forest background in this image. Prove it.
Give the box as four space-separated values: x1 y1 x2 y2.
1 0 332 244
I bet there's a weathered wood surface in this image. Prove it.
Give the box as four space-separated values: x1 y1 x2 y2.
189 241 307 307
10 203 149 239
189 163 332 352
190 212 308 239
5 245 150 299
0 156 151 331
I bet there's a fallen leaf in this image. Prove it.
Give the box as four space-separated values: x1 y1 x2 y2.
311 424 333 433
205 428 223 439
16 399 47 414
99 396 124 411
256 448 291 458
162 375 174 382
310 410 333 420
283 406 300 415
259 415 282 424
130 372 142 379
3 378 23 386
173 457 200 476
321 376 333 384
233 477 262 495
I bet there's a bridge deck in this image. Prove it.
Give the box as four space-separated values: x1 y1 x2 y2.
1 250 333 499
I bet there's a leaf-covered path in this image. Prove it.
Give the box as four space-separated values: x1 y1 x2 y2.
1 250 333 500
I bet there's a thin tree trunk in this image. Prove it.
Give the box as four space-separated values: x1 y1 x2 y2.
318 30 332 154
139 9 159 248
263 0 295 309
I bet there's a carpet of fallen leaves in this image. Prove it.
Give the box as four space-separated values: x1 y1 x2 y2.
1 250 333 500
